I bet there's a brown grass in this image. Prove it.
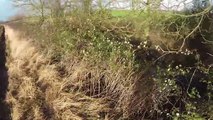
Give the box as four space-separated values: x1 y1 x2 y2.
5 26 107 120
4 25 158 120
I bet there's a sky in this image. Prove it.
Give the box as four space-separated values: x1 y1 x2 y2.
107 0 194 10
0 0 18 21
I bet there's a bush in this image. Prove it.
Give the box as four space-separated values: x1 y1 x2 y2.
9 8 213 119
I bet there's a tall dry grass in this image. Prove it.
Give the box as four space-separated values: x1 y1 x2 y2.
5 24 160 119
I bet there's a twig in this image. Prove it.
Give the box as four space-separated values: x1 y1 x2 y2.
187 68 197 93
179 14 205 52
207 53 213 57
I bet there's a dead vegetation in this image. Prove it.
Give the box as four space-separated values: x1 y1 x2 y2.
5 27 111 120
4 25 167 120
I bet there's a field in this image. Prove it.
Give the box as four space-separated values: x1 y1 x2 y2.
111 10 134 17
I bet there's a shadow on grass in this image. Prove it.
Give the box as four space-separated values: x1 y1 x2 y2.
0 25 11 120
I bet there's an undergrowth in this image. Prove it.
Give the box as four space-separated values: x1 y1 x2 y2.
6 8 213 120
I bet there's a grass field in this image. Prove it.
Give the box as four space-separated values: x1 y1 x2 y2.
111 10 142 17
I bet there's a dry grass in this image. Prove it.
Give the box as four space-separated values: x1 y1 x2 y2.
5 27 108 120
4 25 158 120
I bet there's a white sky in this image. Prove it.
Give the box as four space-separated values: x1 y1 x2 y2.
105 0 197 11
161 0 194 10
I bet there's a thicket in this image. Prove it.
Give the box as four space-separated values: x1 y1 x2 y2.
9 0 213 119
